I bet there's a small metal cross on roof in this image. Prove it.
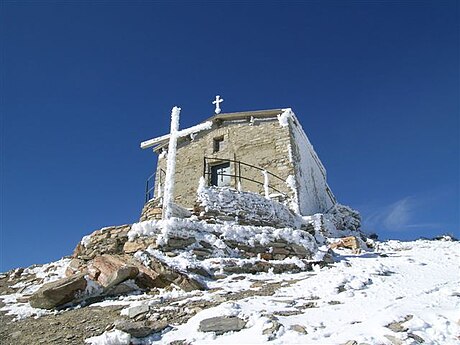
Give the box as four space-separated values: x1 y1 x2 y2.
212 95 224 114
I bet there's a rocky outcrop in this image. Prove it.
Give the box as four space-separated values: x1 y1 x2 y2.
73 225 131 260
327 204 361 232
29 273 87 309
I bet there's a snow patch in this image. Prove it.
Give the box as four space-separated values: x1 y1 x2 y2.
85 329 131 345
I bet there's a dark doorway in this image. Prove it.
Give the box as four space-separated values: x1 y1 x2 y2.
210 162 231 187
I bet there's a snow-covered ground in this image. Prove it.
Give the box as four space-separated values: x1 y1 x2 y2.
2 239 459 344
83 238 460 345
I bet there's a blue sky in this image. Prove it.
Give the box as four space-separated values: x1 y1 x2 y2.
1 1 458 272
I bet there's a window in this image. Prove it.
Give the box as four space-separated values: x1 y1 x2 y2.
213 136 224 153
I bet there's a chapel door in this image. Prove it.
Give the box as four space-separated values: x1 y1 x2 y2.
210 163 231 187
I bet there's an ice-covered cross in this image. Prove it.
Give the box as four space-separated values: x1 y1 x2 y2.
212 95 224 114
149 107 212 221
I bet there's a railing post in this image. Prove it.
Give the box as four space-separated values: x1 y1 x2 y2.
203 157 207 182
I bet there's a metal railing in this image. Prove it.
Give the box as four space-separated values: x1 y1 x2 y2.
145 159 290 203
145 168 165 202
203 157 288 198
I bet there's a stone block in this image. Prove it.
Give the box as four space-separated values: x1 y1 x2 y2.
29 273 87 309
199 316 246 335
89 255 139 288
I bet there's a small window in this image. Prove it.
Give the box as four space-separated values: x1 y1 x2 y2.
213 136 224 152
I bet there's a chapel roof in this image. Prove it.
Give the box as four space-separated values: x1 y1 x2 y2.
140 108 287 151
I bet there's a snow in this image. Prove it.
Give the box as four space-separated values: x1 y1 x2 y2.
262 170 270 199
176 120 213 139
0 258 71 320
140 121 212 150
1 237 457 344
285 175 300 214
85 329 131 345
196 185 304 229
127 216 318 259
129 239 459 345
277 108 293 127
81 235 92 248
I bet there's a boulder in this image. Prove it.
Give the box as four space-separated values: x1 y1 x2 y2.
65 258 86 277
104 281 138 296
146 257 206 292
330 236 360 253
89 255 139 288
125 304 150 319
290 324 307 334
199 316 246 335
29 273 87 309
262 316 283 340
114 320 167 338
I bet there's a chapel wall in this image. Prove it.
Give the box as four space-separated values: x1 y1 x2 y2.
288 118 336 215
154 117 295 209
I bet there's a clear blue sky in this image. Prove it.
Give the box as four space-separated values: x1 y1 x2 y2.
1 1 458 272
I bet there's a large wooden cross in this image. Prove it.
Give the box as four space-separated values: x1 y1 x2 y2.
141 107 213 219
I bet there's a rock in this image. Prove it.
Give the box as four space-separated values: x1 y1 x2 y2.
342 341 357 345
271 247 291 255
291 244 309 256
123 237 157 254
408 333 425 343
188 266 212 278
199 316 246 335
126 304 150 319
328 300 342 305
290 324 307 334
384 334 404 345
114 320 165 338
168 340 190 345
192 249 211 258
123 241 146 254
29 273 87 309
147 258 206 292
386 321 408 332
89 255 139 288
104 281 137 296
330 236 360 253
65 258 85 277
322 249 335 263
262 317 283 340
134 272 157 290
165 237 195 249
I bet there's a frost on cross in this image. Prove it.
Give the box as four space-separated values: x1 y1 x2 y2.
212 95 224 114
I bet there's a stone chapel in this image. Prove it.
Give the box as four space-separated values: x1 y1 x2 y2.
140 105 337 219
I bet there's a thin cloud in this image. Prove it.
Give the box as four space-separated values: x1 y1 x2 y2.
362 196 442 232
383 198 412 230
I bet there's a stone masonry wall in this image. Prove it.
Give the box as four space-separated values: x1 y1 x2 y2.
155 117 296 210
